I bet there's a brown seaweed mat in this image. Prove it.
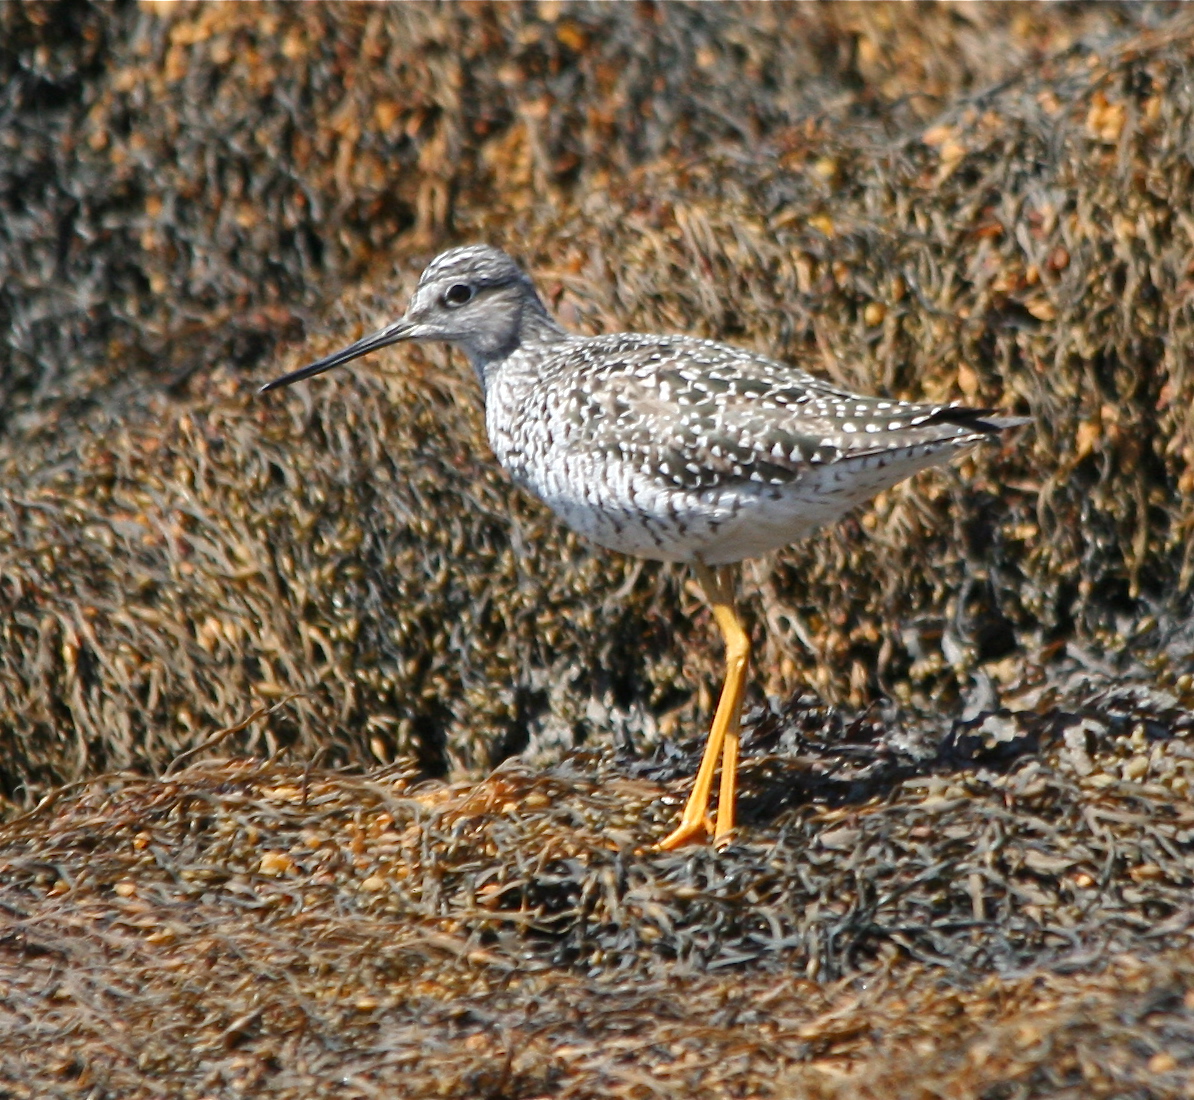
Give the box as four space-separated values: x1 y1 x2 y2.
6 2 1194 799
6 3 1194 1095
4 674 1194 1098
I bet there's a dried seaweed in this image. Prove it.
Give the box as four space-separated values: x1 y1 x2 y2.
3 3 1193 800
4 4 1194 1094
4 670 1194 1096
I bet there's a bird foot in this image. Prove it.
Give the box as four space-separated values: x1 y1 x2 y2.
656 813 716 851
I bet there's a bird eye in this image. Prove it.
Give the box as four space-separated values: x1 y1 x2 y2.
443 283 474 307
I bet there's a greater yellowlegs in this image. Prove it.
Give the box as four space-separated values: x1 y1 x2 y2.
260 244 1028 849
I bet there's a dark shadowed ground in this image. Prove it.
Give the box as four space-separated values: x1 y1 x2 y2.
4 2 1194 1096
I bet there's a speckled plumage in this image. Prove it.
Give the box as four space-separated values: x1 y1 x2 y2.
263 245 1023 564
487 326 1025 564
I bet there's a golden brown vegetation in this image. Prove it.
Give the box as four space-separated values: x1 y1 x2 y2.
3 2 1194 1096
4 695 1194 1098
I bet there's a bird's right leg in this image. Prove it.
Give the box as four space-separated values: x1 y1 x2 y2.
657 562 750 850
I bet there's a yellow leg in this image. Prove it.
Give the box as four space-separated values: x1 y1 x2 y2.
716 722 740 842
658 562 750 850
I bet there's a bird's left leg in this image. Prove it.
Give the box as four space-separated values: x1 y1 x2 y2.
657 562 749 850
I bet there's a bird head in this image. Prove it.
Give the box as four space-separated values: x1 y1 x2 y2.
259 245 559 394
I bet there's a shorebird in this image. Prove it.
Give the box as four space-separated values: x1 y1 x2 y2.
260 244 1027 849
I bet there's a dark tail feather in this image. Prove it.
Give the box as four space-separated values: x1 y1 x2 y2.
929 405 1032 434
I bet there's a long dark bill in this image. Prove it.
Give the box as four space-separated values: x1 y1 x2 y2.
258 318 415 393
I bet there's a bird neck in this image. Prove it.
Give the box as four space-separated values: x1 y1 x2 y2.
518 299 569 348
469 294 569 393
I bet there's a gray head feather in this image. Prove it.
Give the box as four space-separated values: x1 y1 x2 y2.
404 245 567 380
